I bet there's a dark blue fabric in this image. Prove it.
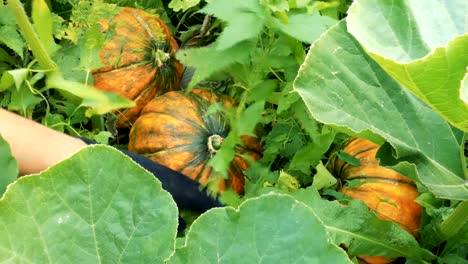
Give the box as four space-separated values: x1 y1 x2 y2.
80 138 224 230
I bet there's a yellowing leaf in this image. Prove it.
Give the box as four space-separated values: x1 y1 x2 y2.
312 161 337 190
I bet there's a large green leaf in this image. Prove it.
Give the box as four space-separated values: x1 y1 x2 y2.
0 134 18 196
347 0 468 132
0 145 178 263
294 21 467 200
293 188 435 261
168 193 352 264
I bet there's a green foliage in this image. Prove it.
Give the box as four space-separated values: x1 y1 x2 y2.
335 150 361 167
0 134 18 196
347 0 468 132
0 4 25 59
168 193 352 264
1 0 467 262
201 0 268 50
169 0 201 12
293 187 435 260
1 0 133 137
312 161 337 190
0 145 178 262
67 0 121 29
177 41 255 87
294 21 467 200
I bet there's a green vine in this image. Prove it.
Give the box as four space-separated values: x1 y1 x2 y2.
438 200 468 240
7 0 57 71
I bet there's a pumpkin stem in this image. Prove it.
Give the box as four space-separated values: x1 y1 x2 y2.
153 48 171 67
208 134 224 154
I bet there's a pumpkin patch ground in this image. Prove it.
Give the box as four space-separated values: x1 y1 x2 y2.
0 0 467 263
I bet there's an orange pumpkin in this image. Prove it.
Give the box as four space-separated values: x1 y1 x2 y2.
128 88 263 194
92 7 183 127
329 137 421 264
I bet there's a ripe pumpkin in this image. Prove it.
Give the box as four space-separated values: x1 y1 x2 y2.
329 137 422 264
128 88 263 194
92 7 183 127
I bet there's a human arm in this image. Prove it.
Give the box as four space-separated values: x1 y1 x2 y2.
0 108 222 212
0 108 87 175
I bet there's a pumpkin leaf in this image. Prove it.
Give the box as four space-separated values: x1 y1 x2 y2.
200 0 267 50
0 46 16 65
53 42 88 83
0 145 178 263
263 0 289 13
46 73 135 116
91 130 113 144
78 23 106 71
288 143 318 175
167 193 352 264
292 187 436 261
42 113 66 132
0 68 28 91
0 134 18 197
168 0 200 12
236 100 265 137
176 41 255 88
288 125 335 175
271 10 337 44
0 5 24 59
336 150 361 167
347 0 468 132
8 83 43 115
294 21 467 200
68 1 121 29
312 161 337 190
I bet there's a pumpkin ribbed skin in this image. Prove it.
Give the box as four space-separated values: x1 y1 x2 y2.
92 7 183 127
329 137 421 264
128 88 263 194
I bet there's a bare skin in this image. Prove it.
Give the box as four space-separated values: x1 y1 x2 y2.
0 108 87 175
